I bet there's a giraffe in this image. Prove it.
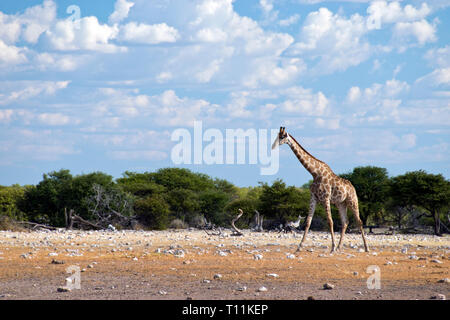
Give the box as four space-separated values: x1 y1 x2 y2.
272 127 369 253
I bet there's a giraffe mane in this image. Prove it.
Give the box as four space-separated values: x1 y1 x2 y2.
288 133 326 165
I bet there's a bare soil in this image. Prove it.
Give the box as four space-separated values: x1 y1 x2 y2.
0 229 448 300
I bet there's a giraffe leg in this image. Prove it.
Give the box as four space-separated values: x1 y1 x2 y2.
350 200 369 252
336 204 348 251
325 199 336 253
296 195 316 252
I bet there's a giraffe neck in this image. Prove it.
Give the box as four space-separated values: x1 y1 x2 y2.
287 135 323 178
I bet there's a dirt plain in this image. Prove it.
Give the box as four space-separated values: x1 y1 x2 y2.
0 228 448 300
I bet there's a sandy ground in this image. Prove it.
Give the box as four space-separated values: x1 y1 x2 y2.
0 229 448 300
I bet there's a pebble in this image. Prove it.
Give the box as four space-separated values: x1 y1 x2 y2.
213 274 222 280
266 273 279 278
286 254 295 259
254 254 263 260
237 286 247 292
257 286 268 292
323 283 335 290
431 259 443 264
158 290 167 295
437 278 449 283
57 287 71 293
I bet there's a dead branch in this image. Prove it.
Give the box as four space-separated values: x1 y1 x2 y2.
231 208 244 236
253 210 264 232
17 221 58 230
70 213 103 230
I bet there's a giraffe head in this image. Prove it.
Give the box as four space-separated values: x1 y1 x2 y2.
272 127 290 149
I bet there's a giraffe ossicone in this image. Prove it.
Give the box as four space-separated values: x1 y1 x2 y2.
273 126 369 253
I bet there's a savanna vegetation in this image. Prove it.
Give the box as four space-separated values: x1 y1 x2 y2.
0 166 449 235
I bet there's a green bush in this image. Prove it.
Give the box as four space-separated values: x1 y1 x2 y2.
134 194 170 230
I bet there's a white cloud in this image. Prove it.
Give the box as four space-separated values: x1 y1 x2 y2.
119 22 179 44
194 28 228 42
367 1 431 27
393 19 436 46
315 117 340 130
279 14 301 27
425 45 450 68
346 86 361 103
416 68 450 86
37 113 70 126
291 8 371 73
45 16 124 53
0 39 28 65
0 0 56 44
109 0 135 24
0 109 14 123
0 81 70 106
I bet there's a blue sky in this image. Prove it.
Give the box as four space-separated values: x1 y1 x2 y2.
0 0 449 187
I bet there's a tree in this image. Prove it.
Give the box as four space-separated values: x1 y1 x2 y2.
83 183 135 228
390 171 450 235
116 171 166 197
258 179 311 222
20 169 73 226
134 194 170 230
198 190 230 225
340 166 390 225
0 185 27 220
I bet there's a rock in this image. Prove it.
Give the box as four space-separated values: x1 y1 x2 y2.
87 264 94 268
132 257 138 261
430 294 446 300
213 274 222 280
286 254 296 259
237 286 247 292
353 271 359 276
254 254 263 260
266 273 279 278
158 290 167 295
174 249 185 258
431 259 443 264
323 283 335 290
57 287 71 293
202 279 211 283
48 252 58 256
409 255 419 260
257 286 268 292
437 278 450 284
385 261 393 265
218 251 228 257
307 296 315 300
107 224 116 232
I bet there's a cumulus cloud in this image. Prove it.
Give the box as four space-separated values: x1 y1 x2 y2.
0 0 56 44
393 19 436 46
290 8 371 73
119 22 179 44
109 0 135 24
45 16 124 53
366 1 431 28
0 39 28 65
